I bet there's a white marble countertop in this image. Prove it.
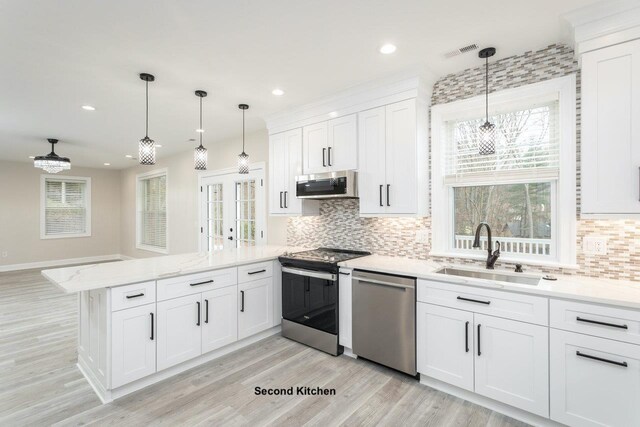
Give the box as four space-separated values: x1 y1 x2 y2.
43 246 303 293
339 254 640 310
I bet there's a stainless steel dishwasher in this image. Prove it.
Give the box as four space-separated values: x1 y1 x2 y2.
352 270 417 376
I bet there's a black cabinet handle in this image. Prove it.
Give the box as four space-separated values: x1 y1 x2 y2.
477 324 481 356
248 269 266 275
457 296 491 305
339 271 351 276
240 290 245 312
576 351 627 367
576 316 628 329
328 146 332 166
150 312 154 340
204 299 209 324
386 184 391 206
284 191 288 209
126 293 144 299
190 279 214 287
465 321 469 353
322 148 327 167
279 191 283 209
379 185 383 207
196 301 201 326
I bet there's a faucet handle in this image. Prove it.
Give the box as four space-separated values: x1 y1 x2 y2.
514 264 523 273
494 241 501 254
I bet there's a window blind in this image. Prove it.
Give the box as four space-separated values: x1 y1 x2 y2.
444 100 560 185
44 179 88 236
139 174 167 249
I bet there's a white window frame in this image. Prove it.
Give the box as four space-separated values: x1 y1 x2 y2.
40 175 92 239
431 76 577 268
136 168 169 254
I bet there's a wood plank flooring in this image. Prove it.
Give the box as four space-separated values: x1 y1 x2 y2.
0 266 529 427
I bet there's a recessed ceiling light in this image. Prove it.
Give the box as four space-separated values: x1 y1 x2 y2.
379 43 397 54
328 111 338 118
103 162 111 166
81 105 96 111
125 154 133 158
196 128 204 133
156 144 162 148
28 155 35 159
188 138 196 142
272 88 284 96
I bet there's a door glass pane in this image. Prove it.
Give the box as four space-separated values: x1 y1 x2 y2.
235 179 256 248
206 183 224 251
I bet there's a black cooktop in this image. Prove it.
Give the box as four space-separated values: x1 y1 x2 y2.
279 248 370 270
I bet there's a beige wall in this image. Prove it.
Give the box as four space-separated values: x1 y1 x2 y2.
0 160 121 267
119 129 287 259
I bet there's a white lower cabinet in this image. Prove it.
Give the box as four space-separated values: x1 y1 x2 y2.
111 303 156 388
338 268 353 349
201 286 238 354
550 329 640 427
156 294 202 371
238 278 273 340
417 303 474 391
474 314 549 418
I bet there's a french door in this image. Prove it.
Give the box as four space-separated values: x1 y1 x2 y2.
199 167 265 251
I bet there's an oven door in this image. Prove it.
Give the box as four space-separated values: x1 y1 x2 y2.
281 267 338 335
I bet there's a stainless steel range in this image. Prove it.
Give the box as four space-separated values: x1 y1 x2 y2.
278 248 370 356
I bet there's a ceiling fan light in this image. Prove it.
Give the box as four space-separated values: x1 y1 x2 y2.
34 138 71 173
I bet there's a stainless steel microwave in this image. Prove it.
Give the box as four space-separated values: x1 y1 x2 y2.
295 170 358 199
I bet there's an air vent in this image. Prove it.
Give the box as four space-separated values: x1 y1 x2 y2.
444 43 479 58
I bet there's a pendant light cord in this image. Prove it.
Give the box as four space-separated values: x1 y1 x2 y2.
242 109 245 152
485 56 489 123
145 80 149 137
199 96 203 146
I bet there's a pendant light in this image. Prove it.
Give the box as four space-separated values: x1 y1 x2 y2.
237 104 250 174
478 47 496 155
138 73 156 165
34 138 71 173
194 90 208 170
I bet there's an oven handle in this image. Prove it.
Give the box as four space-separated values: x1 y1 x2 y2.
282 266 336 282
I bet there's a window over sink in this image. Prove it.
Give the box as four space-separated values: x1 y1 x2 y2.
431 76 577 267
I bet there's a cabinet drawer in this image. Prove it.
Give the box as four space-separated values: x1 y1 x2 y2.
111 281 156 311
157 268 237 301
417 279 548 326
550 299 640 345
238 261 273 284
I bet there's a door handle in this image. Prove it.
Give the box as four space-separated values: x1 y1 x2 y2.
477 324 481 356
240 290 245 312
190 279 214 287
386 184 391 207
379 185 383 207
279 191 283 209
248 269 267 275
204 299 209 324
576 351 627 367
126 293 144 299
284 191 288 208
457 296 491 305
196 301 201 326
322 148 327 167
228 236 233 241
465 321 469 353
328 146 332 166
576 316 628 329
150 312 154 340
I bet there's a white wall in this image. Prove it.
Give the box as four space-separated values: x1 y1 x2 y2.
119 129 287 258
0 160 121 268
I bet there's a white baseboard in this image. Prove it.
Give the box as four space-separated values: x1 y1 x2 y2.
0 254 132 272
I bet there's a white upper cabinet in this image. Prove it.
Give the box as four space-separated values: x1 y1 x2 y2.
303 115 357 174
268 129 319 216
581 39 640 215
358 99 427 216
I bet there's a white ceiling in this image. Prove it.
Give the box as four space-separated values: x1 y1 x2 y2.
0 0 598 169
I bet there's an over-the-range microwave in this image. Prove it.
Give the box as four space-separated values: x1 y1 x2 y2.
295 170 358 199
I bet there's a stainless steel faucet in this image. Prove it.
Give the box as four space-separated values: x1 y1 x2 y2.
472 222 501 269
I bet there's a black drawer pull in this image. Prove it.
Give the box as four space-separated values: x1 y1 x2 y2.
240 290 245 312
196 301 201 326
204 299 209 324
126 293 144 299
576 351 627 367
386 184 391 207
465 321 469 353
576 316 628 330
322 148 327 167
150 312 154 340
379 185 383 207
190 279 214 287
248 269 266 275
457 296 491 305
477 324 481 356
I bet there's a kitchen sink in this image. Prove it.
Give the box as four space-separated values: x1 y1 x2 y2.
435 267 540 286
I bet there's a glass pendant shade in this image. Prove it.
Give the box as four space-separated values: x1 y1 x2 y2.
478 121 496 155
194 144 208 170
34 139 71 173
238 151 249 174
139 136 156 165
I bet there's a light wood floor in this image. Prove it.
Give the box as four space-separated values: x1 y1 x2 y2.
0 266 528 427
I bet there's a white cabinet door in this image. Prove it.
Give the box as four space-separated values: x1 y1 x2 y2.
327 114 357 171
550 329 640 427
303 121 328 174
268 132 286 215
157 294 202 371
582 39 640 214
358 107 387 214
385 99 417 214
338 268 353 349
474 314 549 417
284 128 303 214
417 303 474 391
111 303 156 388
201 286 238 354
238 278 273 339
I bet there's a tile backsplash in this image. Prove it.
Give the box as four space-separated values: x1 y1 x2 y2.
287 44 640 282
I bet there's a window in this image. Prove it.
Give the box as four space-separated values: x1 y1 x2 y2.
136 169 167 253
431 76 576 267
40 175 91 239
235 179 256 248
